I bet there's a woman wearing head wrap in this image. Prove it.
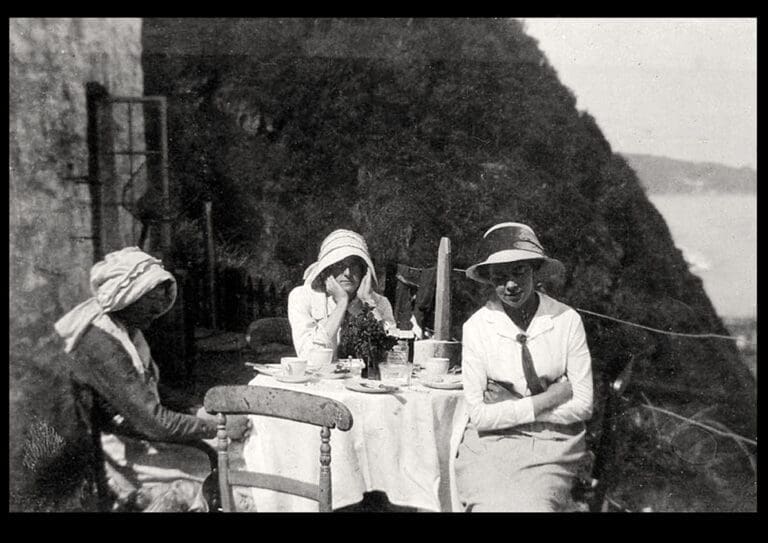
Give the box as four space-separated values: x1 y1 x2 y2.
455 223 594 512
287 229 395 361
53 247 249 511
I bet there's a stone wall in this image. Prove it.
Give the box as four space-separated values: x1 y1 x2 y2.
9 18 144 508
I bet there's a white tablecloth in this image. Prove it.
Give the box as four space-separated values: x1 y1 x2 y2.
242 373 468 512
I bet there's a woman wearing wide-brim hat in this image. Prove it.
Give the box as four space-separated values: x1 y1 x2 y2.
287 229 395 361
455 222 594 512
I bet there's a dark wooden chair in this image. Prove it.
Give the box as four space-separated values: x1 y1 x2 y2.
242 317 295 366
203 385 353 512
97 423 221 512
72 375 221 512
244 317 293 352
572 356 635 512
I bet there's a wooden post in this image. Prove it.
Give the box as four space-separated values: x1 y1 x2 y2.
434 237 451 340
268 282 277 317
157 97 173 269
255 278 265 319
203 200 218 330
246 275 255 325
278 286 288 317
172 268 193 379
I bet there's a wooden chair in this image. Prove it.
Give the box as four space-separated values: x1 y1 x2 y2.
97 425 221 512
203 385 353 512
242 317 295 366
244 317 293 353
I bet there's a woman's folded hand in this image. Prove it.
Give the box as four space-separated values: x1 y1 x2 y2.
546 380 573 407
483 379 523 404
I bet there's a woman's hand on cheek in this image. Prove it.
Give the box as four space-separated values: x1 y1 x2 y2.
325 276 349 305
357 269 375 305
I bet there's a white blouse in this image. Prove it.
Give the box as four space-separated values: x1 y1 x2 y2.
462 293 593 432
287 283 396 361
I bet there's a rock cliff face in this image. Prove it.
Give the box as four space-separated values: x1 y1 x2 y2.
9 18 144 510
139 18 752 510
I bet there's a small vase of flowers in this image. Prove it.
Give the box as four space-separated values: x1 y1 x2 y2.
339 303 398 380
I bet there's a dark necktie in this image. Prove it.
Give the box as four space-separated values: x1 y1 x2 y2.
516 333 545 395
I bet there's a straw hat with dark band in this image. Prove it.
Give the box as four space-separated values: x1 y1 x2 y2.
465 222 565 285
303 229 377 292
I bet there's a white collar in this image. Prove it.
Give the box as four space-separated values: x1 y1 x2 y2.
481 293 554 340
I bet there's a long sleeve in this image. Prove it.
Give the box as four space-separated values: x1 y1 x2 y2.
536 313 594 424
462 320 536 431
71 327 216 441
287 286 334 360
287 286 397 360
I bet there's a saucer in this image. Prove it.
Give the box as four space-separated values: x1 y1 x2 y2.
248 363 282 376
421 377 463 390
344 379 399 394
310 364 352 380
274 373 313 384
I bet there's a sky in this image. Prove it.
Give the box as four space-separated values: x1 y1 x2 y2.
522 18 757 169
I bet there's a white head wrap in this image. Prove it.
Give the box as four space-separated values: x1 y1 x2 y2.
54 247 177 357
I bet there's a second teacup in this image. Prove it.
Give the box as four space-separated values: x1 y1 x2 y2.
424 357 450 380
308 347 334 369
281 356 308 376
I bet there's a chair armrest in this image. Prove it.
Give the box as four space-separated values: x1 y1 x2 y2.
111 428 218 473
181 439 218 472
146 437 217 473
101 435 220 512
152 438 220 512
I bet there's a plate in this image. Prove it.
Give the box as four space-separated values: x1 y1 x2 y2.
313 369 351 380
421 378 463 390
344 379 399 394
309 363 352 380
274 373 313 384
248 363 283 376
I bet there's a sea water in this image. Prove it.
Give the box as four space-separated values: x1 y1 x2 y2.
649 193 756 319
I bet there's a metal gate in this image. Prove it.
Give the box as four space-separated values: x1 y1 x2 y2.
81 82 173 266
77 83 192 383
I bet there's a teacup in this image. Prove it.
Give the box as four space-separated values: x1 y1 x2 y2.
308 347 334 369
424 357 449 380
281 357 307 377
